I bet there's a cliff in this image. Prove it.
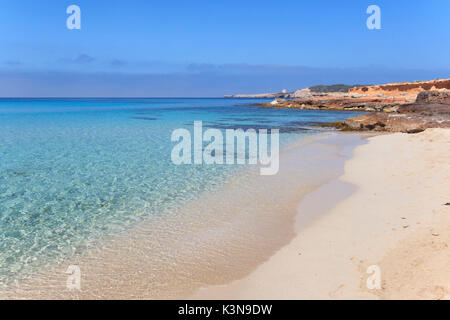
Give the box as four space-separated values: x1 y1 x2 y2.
349 79 450 103
331 90 450 133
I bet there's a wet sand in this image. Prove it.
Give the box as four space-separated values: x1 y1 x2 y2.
192 129 450 300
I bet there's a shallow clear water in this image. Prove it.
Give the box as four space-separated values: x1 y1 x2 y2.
0 98 362 286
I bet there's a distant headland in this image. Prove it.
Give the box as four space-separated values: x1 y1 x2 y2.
228 78 450 134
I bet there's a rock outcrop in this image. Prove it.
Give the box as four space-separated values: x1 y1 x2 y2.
291 88 311 98
348 79 450 104
257 92 406 112
415 90 450 104
242 79 450 133
331 90 450 133
350 79 450 95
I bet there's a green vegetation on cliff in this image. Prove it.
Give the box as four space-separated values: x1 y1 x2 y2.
309 84 367 93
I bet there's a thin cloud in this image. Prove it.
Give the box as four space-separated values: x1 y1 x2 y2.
1 67 448 97
74 54 95 64
186 63 316 74
4 60 22 66
110 59 127 67
58 54 95 64
186 63 217 73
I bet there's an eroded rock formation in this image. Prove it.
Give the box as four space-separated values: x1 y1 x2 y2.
331 90 450 133
350 79 450 97
247 79 450 133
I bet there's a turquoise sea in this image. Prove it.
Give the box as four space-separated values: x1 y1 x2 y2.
0 98 362 287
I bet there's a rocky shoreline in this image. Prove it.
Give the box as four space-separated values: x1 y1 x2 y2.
247 79 450 133
329 91 450 133
255 93 404 113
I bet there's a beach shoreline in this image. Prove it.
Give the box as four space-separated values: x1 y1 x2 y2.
192 128 450 300
2 129 448 299
0 131 366 299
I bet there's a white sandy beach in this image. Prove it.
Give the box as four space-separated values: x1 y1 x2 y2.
192 129 450 300
2 129 448 300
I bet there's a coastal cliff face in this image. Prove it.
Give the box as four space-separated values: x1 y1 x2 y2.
247 78 450 133
349 79 450 98
332 90 450 133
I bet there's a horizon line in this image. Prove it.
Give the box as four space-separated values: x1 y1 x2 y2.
0 96 274 100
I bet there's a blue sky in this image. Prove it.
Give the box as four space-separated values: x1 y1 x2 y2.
1 0 449 97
